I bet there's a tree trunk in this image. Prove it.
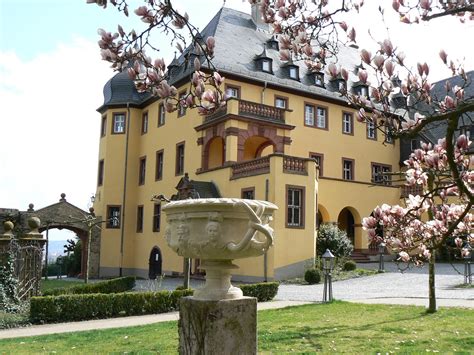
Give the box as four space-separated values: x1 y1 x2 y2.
427 250 437 313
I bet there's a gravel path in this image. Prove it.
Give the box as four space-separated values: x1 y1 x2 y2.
276 262 473 308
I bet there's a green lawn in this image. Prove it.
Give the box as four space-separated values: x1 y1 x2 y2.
1 302 472 353
39 279 84 293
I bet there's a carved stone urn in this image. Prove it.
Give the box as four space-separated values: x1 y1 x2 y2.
162 198 277 300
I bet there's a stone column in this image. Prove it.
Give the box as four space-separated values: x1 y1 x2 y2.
179 296 257 355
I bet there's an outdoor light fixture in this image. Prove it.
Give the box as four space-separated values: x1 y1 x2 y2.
463 243 472 285
322 248 335 302
378 242 386 273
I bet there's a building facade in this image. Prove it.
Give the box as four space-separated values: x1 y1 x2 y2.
93 6 403 281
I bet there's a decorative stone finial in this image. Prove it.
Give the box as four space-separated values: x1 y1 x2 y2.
89 207 96 217
60 193 66 202
28 216 41 233
0 221 14 239
28 203 34 212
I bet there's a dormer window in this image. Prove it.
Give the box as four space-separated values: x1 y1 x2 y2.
267 36 279 51
289 66 299 80
315 73 324 87
359 85 369 97
254 45 273 74
261 59 272 73
338 80 347 92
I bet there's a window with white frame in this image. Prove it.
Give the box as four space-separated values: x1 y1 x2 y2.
316 107 327 129
141 112 148 134
367 121 376 139
304 104 315 126
372 163 391 185
342 112 353 134
112 113 126 134
107 206 121 228
262 60 271 73
343 159 354 180
385 126 393 143
225 86 240 98
158 103 165 126
315 73 324 87
287 187 304 227
275 97 287 109
289 66 298 80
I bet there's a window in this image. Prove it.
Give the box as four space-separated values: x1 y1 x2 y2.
287 186 304 228
310 153 324 177
107 206 121 228
136 205 144 233
241 187 255 200
304 104 315 126
316 107 327 129
262 59 271 73
178 92 187 117
158 103 165 126
153 203 161 232
225 85 240 99
97 160 104 186
338 80 346 91
141 112 148 134
155 150 164 181
100 116 107 137
289 66 298 80
139 156 146 185
112 113 126 134
176 142 185 175
372 163 392 185
275 96 288 109
410 139 419 151
342 112 353 135
359 85 369 97
367 121 376 140
315 73 324 87
385 126 393 144
342 159 354 180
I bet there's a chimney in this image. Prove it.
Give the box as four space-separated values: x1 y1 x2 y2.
251 1 269 32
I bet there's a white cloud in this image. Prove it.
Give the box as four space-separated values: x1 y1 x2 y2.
0 37 111 214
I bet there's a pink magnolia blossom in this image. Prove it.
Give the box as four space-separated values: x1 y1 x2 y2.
439 49 448 64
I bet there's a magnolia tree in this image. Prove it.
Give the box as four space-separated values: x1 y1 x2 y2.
87 0 473 312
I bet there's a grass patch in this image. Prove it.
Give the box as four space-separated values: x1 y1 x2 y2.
454 283 474 289
1 302 472 353
40 279 84 293
282 267 378 284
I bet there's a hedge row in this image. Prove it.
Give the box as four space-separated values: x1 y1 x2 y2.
239 282 279 302
42 276 136 296
30 289 192 323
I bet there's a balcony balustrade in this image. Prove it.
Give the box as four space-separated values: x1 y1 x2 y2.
230 154 309 179
204 99 286 124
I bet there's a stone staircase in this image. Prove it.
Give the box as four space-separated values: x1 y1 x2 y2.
350 250 372 263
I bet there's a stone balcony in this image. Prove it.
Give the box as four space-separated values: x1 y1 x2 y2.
231 154 309 179
204 98 287 125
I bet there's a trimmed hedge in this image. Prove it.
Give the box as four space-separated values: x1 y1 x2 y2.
239 282 279 302
304 268 321 284
42 276 136 296
30 289 193 323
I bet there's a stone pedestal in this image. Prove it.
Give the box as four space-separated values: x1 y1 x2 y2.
179 296 257 355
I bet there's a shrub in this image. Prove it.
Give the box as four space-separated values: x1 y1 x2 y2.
304 268 321 284
342 260 357 271
30 289 193 324
42 276 136 296
316 224 354 258
239 282 279 302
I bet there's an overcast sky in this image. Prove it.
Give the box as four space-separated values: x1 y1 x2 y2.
1 0 472 241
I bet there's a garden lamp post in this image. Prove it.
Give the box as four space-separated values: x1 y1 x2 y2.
322 249 335 302
378 242 386 273
56 256 63 279
463 243 472 285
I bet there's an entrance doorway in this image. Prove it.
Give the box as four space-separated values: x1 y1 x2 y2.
148 246 162 279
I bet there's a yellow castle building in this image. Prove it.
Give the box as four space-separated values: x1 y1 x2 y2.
93 5 404 281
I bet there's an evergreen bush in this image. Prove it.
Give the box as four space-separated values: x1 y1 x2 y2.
0 252 20 313
316 224 354 258
30 289 193 323
304 268 321 284
342 260 357 271
42 276 136 296
238 282 279 301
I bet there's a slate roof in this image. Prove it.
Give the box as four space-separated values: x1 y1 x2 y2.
420 70 474 143
99 6 364 109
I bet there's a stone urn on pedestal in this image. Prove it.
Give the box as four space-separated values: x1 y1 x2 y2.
162 198 277 355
